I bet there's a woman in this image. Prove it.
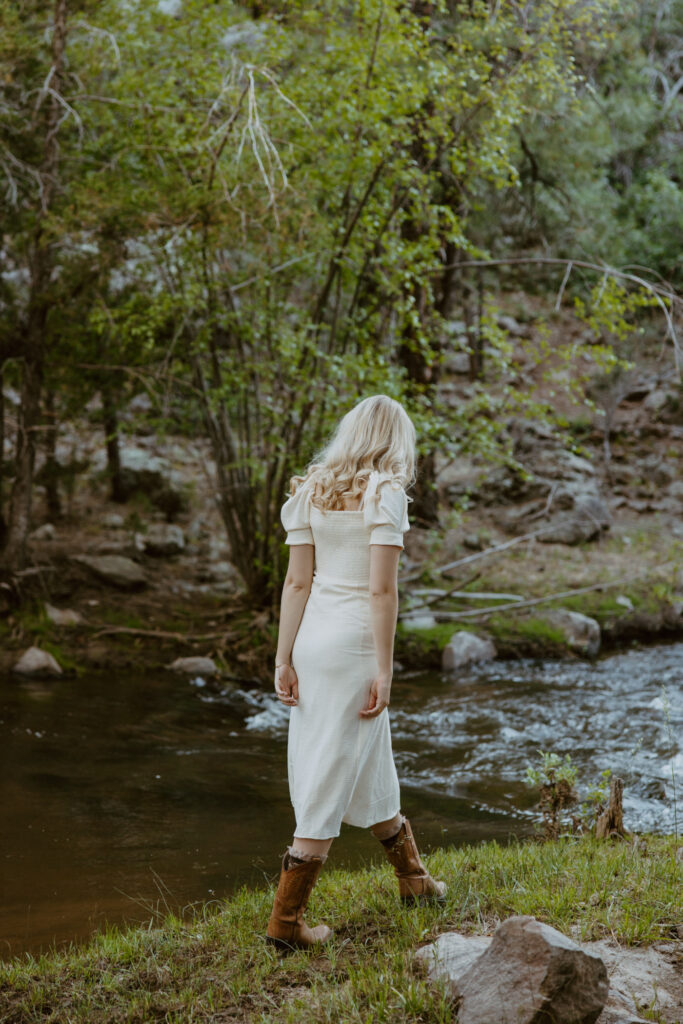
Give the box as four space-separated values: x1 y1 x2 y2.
266 394 446 951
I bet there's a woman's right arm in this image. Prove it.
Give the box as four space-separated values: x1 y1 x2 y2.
274 544 314 707
360 544 401 719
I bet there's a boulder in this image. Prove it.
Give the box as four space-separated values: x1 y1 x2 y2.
29 523 56 541
12 646 63 677
444 351 471 375
44 603 84 626
668 480 683 503
538 516 600 545
419 916 608 1024
476 465 548 506
142 523 185 557
542 609 601 658
643 389 671 416
101 512 126 529
72 554 146 590
95 444 188 520
641 456 676 488
497 314 527 337
167 656 218 677
533 451 597 481
538 488 612 546
442 632 496 672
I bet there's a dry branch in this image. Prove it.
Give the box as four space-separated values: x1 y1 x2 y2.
88 625 240 642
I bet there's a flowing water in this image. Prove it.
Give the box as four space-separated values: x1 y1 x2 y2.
1 642 681 959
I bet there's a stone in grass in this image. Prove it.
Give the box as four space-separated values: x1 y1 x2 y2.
72 554 146 590
442 631 496 672
167 656 218 677
12 646 63 677
419 915 608 1024
543 609 601 658
44 602 84 626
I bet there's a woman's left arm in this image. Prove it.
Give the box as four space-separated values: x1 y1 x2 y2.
274 544 314 705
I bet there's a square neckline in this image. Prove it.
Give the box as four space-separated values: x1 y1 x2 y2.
311 506 363 514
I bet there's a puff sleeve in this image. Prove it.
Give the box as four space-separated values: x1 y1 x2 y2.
363 471 410 548
280 482 314 545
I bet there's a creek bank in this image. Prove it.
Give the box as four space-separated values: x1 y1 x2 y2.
396 587 683 669
2 553 682 680
0 835 679 1024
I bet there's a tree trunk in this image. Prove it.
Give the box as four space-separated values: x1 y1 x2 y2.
43 387 61 520
101 385 125 503
0 354 43 571
0 365 6 548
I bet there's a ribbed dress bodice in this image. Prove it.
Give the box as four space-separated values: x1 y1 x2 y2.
309 509 372 588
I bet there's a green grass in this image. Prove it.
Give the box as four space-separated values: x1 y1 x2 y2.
1 835 680 1023
486 612 568 653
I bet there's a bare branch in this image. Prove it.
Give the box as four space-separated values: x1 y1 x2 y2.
71 20 121 65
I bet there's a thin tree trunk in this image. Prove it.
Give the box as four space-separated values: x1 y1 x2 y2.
101 384 125 502
0 365 6 547
43 387 61 520
0 355 43 570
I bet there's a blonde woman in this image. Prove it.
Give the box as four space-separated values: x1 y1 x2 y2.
265 394 446 951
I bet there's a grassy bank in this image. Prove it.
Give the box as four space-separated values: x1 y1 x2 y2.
2 835 680 1024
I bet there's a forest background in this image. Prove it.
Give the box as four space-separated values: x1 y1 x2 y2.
0 0 681 610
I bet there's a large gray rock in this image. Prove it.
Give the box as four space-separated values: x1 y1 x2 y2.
29 522 56 541
444 350 471 374
417 931 682 1024
442 632 496 672
102 512 126 529
477 465 548 506
142 523 185 557
166 656 218 677
420 916 608 1024
72 554 146 590
538 488 612 546
543 609 601 658
90 444 188 520
12 646 63 677
641 456 676 488
643 389 672 416
668 480 683 504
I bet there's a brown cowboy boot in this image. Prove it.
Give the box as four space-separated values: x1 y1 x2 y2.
379 816 447 905
265 848 333 950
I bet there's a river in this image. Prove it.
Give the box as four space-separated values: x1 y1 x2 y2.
1 642 680 959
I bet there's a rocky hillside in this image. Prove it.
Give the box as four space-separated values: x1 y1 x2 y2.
1 321 682 680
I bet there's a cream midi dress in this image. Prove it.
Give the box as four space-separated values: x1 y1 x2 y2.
280 471 410 839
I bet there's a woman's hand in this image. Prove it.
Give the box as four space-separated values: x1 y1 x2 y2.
274 663 299 707
359 671 392 718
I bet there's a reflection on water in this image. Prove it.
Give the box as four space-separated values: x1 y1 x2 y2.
1 642 680 958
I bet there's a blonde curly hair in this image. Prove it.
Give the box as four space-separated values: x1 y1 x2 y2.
290 395 416 512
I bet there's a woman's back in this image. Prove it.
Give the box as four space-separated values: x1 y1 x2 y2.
281 469 410 590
